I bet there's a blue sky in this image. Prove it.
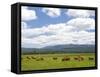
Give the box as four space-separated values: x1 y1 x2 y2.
23 7 72 28
23 6 95 28
21 6 95 48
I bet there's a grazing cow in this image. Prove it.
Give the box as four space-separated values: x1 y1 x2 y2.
36 59 39 61
53 57 57 60
62 57 70 61
36 57 44 61
74 57 78 60
88 57 94 61
26 56 30 60
31 56 36 59
80 57 84 61
74 56 84 61
40 57 44 60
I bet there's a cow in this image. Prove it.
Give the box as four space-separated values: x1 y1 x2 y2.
40 57 44 60
31 56 36 59
88 57 94 61
74 56 84 61
74 57 79 60
62 57 70 61
36 57 44 61
36 59 40 61
26 56 30 60
53 57 57 60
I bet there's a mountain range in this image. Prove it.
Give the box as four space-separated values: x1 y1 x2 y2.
22 44 95 54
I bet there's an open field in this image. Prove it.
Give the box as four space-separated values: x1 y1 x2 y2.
21 53 95 71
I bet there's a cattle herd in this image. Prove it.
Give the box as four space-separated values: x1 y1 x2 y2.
22 55 94 62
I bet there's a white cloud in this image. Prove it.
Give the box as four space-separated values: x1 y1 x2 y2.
66 9 95 18
42 8 61 17
21 6 37 21
67 18 95 31
22 22 95 48
22 23 74 38
21 8 95 48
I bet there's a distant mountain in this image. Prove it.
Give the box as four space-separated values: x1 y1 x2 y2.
22 44 95 54
42 44 94 49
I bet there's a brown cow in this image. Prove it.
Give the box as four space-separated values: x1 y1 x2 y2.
36 59 40 61
74 56 84 61
26 56 30 60
62 57 70 61
40 57 44 60
36 57 44 61
31 56 36 59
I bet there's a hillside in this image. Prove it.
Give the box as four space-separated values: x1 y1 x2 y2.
22 44 95 54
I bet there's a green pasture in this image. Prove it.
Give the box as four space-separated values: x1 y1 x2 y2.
21 53 95 71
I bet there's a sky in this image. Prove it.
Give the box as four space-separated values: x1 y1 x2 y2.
21 6 95 48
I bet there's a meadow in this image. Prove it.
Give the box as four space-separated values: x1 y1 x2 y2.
21 53 95 71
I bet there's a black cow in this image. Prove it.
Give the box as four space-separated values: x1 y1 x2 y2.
53 57 57 60
88 57 94 61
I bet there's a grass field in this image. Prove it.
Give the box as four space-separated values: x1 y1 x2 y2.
21 53 95 71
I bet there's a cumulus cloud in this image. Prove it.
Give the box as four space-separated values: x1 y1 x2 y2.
66 9 95 18
22 22 95 48
42 8 61 17
21 6 37 21
21 8 95 48
22 23 74 38
67 18 95 31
